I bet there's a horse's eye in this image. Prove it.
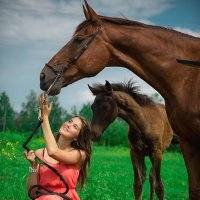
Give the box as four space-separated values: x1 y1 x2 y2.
75 36 83 43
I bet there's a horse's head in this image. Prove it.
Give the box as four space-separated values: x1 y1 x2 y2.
88 80 118 141
40 0 109 95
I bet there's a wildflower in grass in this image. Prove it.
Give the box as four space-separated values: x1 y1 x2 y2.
6 142 12 146
6 141 15 151
1 141 17 160
2 148 12 160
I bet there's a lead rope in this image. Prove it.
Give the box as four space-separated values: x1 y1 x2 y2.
28 157 70 200
23 74 71 200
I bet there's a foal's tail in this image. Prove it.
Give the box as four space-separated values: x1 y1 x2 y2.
171 133 180 145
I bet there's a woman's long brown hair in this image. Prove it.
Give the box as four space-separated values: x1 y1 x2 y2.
56 116 92 190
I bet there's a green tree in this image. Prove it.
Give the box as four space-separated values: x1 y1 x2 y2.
18 91 70 133
0 92 15 132
48 96 69 132
70 105 78 116
79 102 92 122
18 90 38 133
98 118 129 147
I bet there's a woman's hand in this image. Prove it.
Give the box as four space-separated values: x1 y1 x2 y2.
39 93 53 119
24 150 37 167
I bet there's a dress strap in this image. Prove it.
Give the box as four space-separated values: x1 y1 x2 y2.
43 148 45 157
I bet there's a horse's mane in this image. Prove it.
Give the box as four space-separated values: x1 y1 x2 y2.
100 15 147 27
75 15 199 40
75 16 145 33
92 80 154 106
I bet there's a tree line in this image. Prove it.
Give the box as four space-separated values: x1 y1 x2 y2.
0 90 164 147
0 90 130 146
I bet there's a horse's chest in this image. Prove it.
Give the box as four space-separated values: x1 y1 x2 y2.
166 105 200 142
128 131 154 155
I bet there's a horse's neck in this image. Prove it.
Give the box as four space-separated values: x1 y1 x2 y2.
114 91 145 127
105 23 200 101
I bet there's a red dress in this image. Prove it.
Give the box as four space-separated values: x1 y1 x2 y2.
36 149 80 200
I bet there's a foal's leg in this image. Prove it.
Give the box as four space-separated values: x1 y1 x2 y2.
150 149 164 200
141 159 146 185
180 139 200 200
149 166 156 200
130 149 146 200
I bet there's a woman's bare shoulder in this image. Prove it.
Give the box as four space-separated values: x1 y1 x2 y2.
77 149 87 163
70 148 86 157
72 149 86 168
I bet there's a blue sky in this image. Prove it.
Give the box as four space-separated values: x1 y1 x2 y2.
0 0 200 112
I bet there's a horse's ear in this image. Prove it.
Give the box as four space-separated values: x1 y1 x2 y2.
84 0 100 22
105 80 113 95
82 5 90 20
88 84 97 95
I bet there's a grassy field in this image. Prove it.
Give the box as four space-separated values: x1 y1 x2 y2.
0 132 188 200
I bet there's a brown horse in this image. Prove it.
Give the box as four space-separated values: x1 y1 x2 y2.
88 80 173 200
40 1 200 198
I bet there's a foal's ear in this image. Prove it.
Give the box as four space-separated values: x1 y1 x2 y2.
84 0 100 23
105 80 113 95
88 84 98 95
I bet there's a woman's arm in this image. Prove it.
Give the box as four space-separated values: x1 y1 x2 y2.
50 148 86 166
42 115 86 165
26 166 39 191
24 150 39 192
42 115 59 156
39 93 86 165
39 93 59 155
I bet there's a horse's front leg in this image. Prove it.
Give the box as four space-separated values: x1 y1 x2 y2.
180 138 200 200
130 148 146 200
149 149 164 200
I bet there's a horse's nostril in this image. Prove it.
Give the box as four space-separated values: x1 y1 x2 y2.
40 72 45 81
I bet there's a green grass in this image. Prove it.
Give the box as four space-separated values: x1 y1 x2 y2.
0 132 188 200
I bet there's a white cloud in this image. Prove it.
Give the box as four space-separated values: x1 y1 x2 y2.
0 0 176 43
91 0 175 18
174 27 200 38
79 90 94 102
0 0 83 42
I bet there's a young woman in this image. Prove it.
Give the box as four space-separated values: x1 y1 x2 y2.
24 93 92 200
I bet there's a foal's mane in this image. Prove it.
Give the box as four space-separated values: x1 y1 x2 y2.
92 80 154 106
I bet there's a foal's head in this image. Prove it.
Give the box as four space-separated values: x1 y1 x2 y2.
40 1 109 95
89 80 154 141
88 81 118 141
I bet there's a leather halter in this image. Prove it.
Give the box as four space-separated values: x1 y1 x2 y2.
45 26 101 94
177 59 200 67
